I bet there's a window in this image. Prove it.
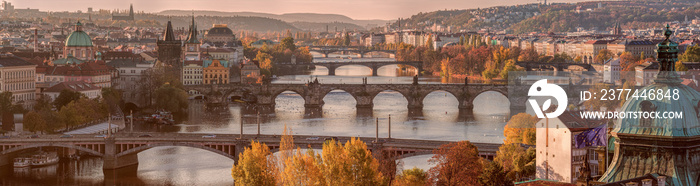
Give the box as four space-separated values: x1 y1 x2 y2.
640 101 655 127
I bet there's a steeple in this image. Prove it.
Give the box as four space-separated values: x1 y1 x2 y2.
163 20 175 41
185 15 199 44
75 21 83 32
654 24 680 83
129 4 134 16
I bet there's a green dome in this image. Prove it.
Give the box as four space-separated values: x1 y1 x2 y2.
65 31 93 47
613 82 700 137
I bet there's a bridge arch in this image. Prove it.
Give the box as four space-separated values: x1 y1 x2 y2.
468 89 510 113
1 143 105 157
115 142 235 160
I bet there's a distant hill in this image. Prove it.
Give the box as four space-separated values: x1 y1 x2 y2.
291 22 366 32
157 10 390 29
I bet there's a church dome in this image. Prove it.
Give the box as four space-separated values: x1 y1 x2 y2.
613 83 700 137
206 24 234 36
65 21 93 47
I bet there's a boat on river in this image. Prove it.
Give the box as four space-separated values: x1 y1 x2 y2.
13 157 31 168
146 110 174 125
31 152 59 167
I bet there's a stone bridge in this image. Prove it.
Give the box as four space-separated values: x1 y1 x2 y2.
279 61 423 76
185 82 521 113
516 62 595 71
307 46 396 58
0 133 500 170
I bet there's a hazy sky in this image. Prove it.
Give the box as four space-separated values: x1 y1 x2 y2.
7 0 592 20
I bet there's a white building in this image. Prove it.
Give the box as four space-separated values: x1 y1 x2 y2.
106 58 154 107
603 58 621 84
182 60 203 86
0 55 37 108
536 111 603 183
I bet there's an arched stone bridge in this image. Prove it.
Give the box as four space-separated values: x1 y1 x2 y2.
279 61 423 76
185 82 519 112
516 62 595 71
0 133 500 170
307 46 396 58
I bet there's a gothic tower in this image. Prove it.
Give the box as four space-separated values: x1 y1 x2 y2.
183 16 201 61
157 20 182 68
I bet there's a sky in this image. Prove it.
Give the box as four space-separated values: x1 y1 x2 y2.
7 0 592 20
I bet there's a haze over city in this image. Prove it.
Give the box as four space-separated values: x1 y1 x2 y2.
7 0 593 20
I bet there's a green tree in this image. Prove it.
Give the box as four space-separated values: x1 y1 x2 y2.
58 101 86 129
154 83 189 114
232 141 278 186
494 144 536 181
679 45 700 62
500 59 519 79
53 89 82 110
0 92 17 127
428 141 482 185
280 37 296 52
343 32 351 46
479 161 513 186
23 111 47 133
393 168 427 186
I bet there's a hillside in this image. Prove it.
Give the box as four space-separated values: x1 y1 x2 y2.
383 0 699 34
291 22 366 32
157 10 389 28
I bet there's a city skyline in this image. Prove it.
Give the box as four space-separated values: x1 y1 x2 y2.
7 0 592 20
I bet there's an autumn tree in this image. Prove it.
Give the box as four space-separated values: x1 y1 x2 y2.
619 52 638 69
279 37 296 52
428 141 482 185
494 144 536 181
503 113 538 145
231 141 278 186
393 168 428 186
281 148 325 185
518 48 539 62
501 59 520 80
321 137 384 185
479 161 513 186
676 61 688 71
595 49 614 64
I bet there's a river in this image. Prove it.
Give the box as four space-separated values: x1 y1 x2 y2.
0 56 511 185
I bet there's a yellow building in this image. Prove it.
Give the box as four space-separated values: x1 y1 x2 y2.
203 59 229 84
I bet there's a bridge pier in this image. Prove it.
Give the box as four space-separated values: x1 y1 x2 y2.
0 154 10 167
103 139 139 170
356 107 373 117
233 140 249 165
327 66 337 76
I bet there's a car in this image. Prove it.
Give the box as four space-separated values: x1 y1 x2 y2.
95 134 107 138
0 136 10 139
324 137 338 142
30 135 40 138
306 137 320 140
60 134 74 138
138 134 153 138
202 134 216 139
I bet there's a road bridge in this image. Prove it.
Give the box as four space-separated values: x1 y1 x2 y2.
0 133 500 170
515 62 595 71
278 61 423 76
307 46 396 58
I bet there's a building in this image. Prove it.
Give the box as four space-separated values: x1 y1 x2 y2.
603 58 620 84
608 40 657 59
202 59 228 84
240 60 261 84
106 57 153 107
204 24 236 43
183 16 201 61
598 25 700 186
111 4 134 21
63 22 95 61
182 60 203 86
156 21 182 68
0 55 37 108
42 61 112 88
44 81 101 100
361 33 385 47
635 62 658 86
535 111 603 183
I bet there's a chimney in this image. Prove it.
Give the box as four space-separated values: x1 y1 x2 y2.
34 29 38 52
641 179 652 186
657 176 666 186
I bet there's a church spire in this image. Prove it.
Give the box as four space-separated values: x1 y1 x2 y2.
163 20 175 41
186 15 199 44
654 24 680 83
